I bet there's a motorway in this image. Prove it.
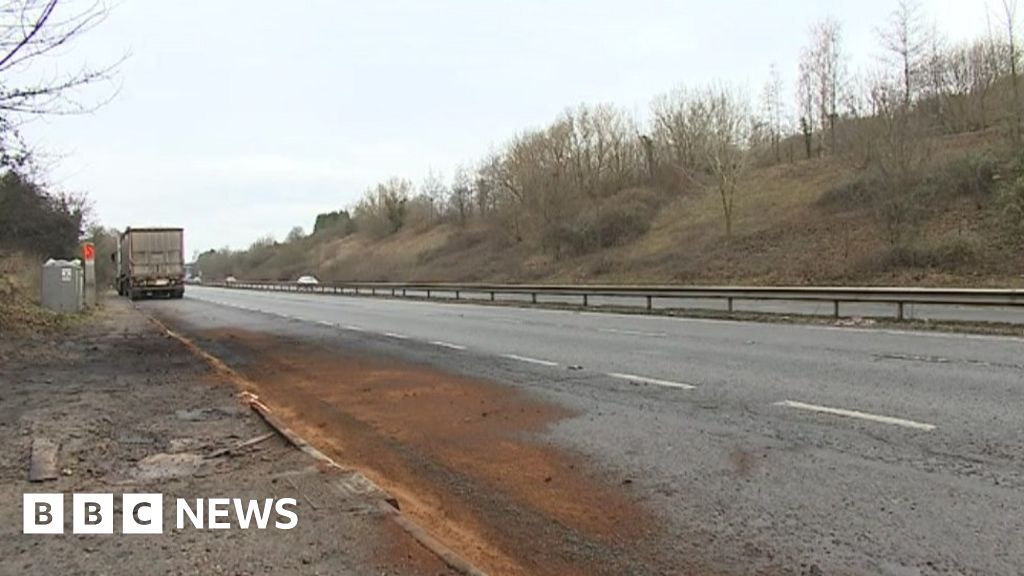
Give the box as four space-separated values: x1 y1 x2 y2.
223 284 1024 324
149 285 1024 575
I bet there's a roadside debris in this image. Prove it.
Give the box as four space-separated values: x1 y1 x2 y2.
28 438 59 482
205 431 275 459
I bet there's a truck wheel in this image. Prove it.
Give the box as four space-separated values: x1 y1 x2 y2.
129 289 140 301
173 290 184 299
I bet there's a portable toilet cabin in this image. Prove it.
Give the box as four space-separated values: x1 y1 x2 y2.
40 259 83 313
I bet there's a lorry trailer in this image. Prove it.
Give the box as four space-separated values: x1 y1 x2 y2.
116 227 185 300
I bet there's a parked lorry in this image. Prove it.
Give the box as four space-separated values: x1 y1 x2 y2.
115 227 185 300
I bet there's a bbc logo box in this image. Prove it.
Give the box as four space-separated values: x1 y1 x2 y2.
24 493 297 534
24 493 163 535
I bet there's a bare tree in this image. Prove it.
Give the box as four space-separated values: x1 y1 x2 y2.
806 18 846 154
797 50 816 158
878 0 930 107
449 166 473 227
701 87 751 238
761 62 785 162
651 87 713 188
0 0 117 115
865 71 931 247
1001 0 1022 144
353 178 412 238
419 169 448 222
0 0 119 168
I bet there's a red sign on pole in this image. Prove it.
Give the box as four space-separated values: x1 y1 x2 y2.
83 243 95 262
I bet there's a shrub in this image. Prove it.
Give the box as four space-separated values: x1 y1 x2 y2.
876 235 981 270
540 187 665 257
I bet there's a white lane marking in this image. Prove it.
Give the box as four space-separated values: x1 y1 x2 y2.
502 354 558 367
343 325 365 332
774 400 937 431
607 372 695 390
493 317 525 325
430 341 467 350
316 320 334 327
384 332 408 339
598 328 666 338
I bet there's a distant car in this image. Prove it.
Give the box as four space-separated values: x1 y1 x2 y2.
225 275 237 284
296 275 319 286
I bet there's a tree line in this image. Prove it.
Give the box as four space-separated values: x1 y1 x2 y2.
202 1 1024 281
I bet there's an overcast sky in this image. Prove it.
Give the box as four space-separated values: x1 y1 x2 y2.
20 0 996 257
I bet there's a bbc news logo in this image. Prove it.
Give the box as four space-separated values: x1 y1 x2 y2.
23 493 298 534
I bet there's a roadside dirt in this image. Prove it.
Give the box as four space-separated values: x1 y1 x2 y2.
176 326 714 576
0 298 458 576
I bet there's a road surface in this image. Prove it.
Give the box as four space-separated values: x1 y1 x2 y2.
146 285 1024 575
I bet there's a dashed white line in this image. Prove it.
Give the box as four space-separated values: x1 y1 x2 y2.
430 341 467 350
316 320 334 327
598 328 666 338
493 317 525 325
384 332 409 339
502 354 558 367
606 372 696 390
774 400 936 431
343 325 365 332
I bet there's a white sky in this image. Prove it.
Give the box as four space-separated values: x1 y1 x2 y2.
18 0 997 257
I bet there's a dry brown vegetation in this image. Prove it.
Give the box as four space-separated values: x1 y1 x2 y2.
0 252 67 335
198 1 1024 288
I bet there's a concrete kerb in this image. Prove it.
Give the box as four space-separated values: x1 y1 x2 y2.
146 314 489 576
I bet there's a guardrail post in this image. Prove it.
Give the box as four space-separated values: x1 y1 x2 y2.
355 287 360 295
402 288 406 297
833 300 840 318
727 297 734 313
646 295 652 311
531 293 537 304
455 290 460 300
490 291 495 301
427 289 432 299
583 294 588 307
372 288 376 296
391 288 395 297
897 302 905 322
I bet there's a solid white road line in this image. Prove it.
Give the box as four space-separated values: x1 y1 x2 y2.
430 341 467 350
384 332 409 339
774 400 937 431
607 372 696 390
502 354 558 367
